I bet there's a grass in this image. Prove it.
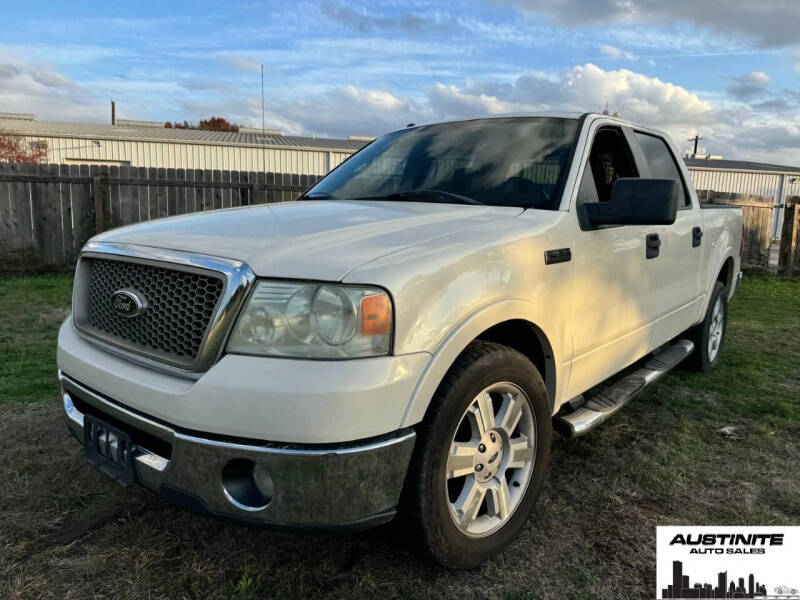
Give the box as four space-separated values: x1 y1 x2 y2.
0 274 73 404
0 272 798 599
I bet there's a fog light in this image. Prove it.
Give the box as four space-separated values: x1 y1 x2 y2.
221 459 273 512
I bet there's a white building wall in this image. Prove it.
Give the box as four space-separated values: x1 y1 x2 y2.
20 135 355 176
330 151 353 170
687 168 783 198
786 177 800 198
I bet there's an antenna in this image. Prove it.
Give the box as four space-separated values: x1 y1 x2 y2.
261 64 265 136
261 64 266 178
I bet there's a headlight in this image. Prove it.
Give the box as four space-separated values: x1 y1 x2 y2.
226 281 392 359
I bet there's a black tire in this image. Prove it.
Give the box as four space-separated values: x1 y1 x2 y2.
401 341 551 569
684 281 728 372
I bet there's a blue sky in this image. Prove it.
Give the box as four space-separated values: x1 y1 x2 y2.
1 0 799 163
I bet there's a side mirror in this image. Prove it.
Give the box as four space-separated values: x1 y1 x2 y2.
583 178 679 226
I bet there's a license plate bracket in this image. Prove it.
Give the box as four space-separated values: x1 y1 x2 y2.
84 415 135 486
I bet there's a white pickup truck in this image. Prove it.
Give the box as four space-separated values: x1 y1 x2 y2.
57 113 742 568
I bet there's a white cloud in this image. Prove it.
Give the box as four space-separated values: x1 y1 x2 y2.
427 83 543 120
600 44 636 60
341 85 407 112
528 63 711 128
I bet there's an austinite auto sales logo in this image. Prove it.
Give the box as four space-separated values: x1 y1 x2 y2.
656 526 800 599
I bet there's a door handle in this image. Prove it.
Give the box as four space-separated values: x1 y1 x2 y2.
692 226 703 247
646 233 661 259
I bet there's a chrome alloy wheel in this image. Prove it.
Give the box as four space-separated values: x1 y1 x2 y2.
445 382 536 538
707 296 724 362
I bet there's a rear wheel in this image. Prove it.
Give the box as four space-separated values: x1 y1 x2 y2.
685 281 728 372
403 341 551 569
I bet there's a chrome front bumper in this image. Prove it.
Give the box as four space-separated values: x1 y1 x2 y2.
60 372 416 530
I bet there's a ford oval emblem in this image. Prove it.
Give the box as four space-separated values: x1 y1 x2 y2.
111 289 147 318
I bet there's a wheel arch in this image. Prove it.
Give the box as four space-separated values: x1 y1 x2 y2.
698 253 737 319
717 255 734 294
400 300 563 429
473 319 556 405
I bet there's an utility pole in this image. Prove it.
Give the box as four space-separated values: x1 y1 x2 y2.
111 99 116 125
688 133 703 157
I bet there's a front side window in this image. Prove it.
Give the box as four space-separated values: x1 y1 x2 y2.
578 127 638 206
635 132 690 207
305 117 580 210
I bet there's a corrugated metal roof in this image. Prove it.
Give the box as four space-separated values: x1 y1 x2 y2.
686 157 800 175
0 118 368 152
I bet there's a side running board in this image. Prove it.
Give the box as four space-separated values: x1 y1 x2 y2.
553 339 694 438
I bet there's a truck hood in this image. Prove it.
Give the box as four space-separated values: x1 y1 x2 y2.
93 200 524 280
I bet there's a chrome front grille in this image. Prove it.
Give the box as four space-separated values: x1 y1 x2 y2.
86 258 224 364
73 243 256 374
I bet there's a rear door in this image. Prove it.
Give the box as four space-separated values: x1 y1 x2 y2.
567 124 659 398
630 131 703 347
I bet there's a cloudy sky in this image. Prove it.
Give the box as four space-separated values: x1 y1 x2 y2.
2 0 799 164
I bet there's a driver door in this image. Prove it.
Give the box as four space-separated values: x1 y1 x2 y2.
567 125 659 398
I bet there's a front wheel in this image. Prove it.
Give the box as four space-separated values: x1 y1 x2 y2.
685 281 728 372
402 341 551 569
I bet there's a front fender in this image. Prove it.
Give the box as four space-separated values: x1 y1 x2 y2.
342 211 574 429
400 298 568 428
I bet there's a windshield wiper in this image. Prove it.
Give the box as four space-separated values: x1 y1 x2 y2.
357 189 484 205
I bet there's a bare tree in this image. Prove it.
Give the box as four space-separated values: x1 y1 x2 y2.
0 132 47 163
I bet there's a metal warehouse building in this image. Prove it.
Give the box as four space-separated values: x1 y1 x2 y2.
685 157 800 241
0 113 368 175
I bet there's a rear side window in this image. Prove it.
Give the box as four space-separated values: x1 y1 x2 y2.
635 132 690 207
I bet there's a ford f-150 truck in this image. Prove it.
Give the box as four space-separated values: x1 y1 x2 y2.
57 113 742 568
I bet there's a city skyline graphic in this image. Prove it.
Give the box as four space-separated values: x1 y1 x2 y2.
662 561 767 599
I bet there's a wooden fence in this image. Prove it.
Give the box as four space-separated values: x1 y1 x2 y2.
0 162 320 273
778 199 800 276
697 189 775 270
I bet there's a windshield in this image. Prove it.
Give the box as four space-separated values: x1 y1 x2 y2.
304 117 579 210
